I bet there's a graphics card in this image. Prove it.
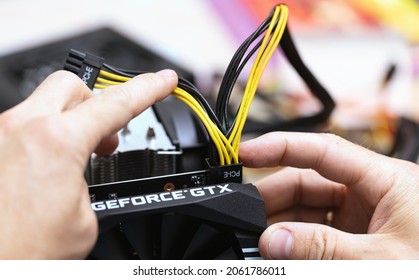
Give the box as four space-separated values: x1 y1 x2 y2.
83 92 266 260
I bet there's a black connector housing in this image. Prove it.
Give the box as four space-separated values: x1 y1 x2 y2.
206 158 242 184
64 49 104 89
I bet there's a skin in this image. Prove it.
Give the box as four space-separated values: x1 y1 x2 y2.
239 132 419 259
0 69 178 259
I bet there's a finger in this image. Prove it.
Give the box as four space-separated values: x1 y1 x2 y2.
255 167 345 216
16 70 93 116
259 222 398 260
266 206 332 226
94 134 119 156
61 70 178 156
240 132 397 204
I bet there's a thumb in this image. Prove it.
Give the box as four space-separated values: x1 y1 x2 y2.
259 222 392 260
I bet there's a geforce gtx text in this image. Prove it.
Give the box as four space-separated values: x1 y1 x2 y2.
91 184 233 211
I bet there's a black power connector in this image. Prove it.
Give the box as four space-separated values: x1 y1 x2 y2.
64 49 104 89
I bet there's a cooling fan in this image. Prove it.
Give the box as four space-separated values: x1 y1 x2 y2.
89 183 266 260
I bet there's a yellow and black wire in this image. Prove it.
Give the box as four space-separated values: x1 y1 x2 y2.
95 67 239 166
91 4 289 166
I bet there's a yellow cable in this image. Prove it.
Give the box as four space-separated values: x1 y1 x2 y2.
96 77 122 86
174 92 227 165
234 6 287 150
99 70 131 82
94 83 108 90
173 87 238 164
94 78 238 164
230 4 288 153
229 5 281 144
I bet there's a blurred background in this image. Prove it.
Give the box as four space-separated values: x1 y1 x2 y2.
0 0 418 172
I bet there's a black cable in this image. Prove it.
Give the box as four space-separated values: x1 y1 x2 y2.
226 22 336 135
102 64 225 131
279 25 335 124
104 4 335 141
216 15 273 131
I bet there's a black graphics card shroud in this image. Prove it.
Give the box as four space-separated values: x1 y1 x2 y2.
90 182 265 260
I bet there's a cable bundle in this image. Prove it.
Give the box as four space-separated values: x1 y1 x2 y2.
95 66 239 166
64 4 334 166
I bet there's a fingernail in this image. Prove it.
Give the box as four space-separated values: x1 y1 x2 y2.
268 229 293 259
156 69 176 78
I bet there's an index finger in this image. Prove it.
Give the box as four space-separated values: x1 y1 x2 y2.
62 70 178 156
239 132 399 203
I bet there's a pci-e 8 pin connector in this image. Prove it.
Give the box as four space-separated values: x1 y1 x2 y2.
63 49 104 89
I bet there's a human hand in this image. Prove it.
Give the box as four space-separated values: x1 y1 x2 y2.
0 69 178 259
239 132 419 259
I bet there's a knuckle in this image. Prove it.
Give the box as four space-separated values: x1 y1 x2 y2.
319 132 345 146
50 70 83 85
306 228 337 260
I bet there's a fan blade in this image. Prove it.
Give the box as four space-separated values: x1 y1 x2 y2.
90 226 136 259
214 246 240 260
182 222 234 259
160 213 201 259
121 215 156 259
